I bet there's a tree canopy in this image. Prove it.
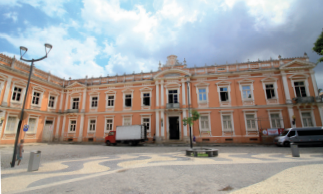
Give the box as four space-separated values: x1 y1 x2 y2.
313 29 323 63
182 110 200 127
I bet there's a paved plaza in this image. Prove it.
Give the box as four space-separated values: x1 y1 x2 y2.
1 143 323 193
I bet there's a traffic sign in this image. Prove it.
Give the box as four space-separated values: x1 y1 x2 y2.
23 125 29 132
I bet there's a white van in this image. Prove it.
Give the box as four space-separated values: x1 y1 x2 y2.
274 127 323 147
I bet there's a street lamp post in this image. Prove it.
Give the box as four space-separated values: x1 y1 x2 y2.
185 75 193 149
11 44 52 168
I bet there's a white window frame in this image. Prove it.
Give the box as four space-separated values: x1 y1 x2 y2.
195 82 209 106
141 115 151 132
122 115 132 126
166 88 180 103
140 87 153 109
48 93 58 110
4 114 18 134
27 115 40 134
267 110 284 128
87 117 97 133
198 112 211 135
105 117 114 131
243 111 258 132
71 97 80 110
238 79 254 104
69 119 77 133
300 109 316 127
261 78 279 105
105 90 116 109
10 83 26 104
122 89 134 109
216 81 231 106
220 111 234 134
89 94 99 111
291 80 309 98
289 75 310 98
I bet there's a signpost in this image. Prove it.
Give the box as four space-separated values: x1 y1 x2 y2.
23 125 29 132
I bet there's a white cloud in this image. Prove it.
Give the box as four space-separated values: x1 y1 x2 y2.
3 12 18 22
0 25 104 79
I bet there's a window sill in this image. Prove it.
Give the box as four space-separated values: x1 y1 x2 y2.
26 132 36 135
4 131 16 135
87 131 96 134
242 98 254 101
68 131 76 134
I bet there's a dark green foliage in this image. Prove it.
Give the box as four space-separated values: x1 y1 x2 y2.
183 110 200 127
313 30 323 63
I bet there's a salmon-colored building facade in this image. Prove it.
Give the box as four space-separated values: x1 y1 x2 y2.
0 53 322 144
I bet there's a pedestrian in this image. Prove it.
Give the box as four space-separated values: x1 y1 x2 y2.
153 134 156 143
10 139 24 166
193 136 196 144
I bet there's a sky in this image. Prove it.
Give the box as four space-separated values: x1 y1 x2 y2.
0 0 323 88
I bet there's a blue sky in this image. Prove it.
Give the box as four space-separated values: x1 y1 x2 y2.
1 0 323 88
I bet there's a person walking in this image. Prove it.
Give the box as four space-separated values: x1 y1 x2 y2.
10 139 24 166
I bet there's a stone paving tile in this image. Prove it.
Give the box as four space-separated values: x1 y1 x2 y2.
28 174 90 188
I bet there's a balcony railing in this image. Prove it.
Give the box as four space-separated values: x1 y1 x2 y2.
166 103 180 109
293 96 314 103
66 109 79 113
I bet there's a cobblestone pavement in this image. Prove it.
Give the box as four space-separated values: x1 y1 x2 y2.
1 143 323 193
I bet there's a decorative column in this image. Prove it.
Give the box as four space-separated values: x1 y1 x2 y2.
288 107 296 128
55 116 61 140
181 79 186 105
60 92 69 141
155 111 159 138
161 110 165 139
156 81 159 107
78 88 87 142
310 70 319 96
161 80 164 106
1 76 12 106
281 71 292 104
58 90 64 113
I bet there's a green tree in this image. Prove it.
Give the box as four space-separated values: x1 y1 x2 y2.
183 109 200 127
313 29 323 63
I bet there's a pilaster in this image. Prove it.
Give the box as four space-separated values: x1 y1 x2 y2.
281 71 292 104
161 80 164 106
181 79 186 105
310 70 319 96
156 81 159 107
1 76 12 106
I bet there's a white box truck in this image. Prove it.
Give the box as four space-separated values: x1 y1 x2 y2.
105 125 147 146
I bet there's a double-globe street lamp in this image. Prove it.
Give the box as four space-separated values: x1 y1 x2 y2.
11 44 52 168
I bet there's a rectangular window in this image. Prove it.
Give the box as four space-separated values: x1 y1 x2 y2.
270 113 281 128
32 92 41 105
294 81 306 97
91 97 98 108
302 112 313 127
265 84 275 99
72 98 79 109
168 90 178 103
143 93 150 106
123 117 131 126
220 87 229 101
200 116 209 131
69 120 76 132
89 120 96 131
142 118 150 131
246 114 257 131
107 95 114 107
48 96 55 108
198 89 207 102
222 115 232 131
12 87 22 101
28 118 37 133
106 119 113 131
125 94 132 107
242 86 252 99
5 116 17 132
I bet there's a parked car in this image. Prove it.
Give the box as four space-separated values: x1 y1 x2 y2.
105 125 147 146
274 127 323 147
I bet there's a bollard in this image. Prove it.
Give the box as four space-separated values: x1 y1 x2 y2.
290 143 300 157
27 150 41 172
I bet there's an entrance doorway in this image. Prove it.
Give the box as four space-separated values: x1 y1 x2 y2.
169 117 179 140
42 120 53 142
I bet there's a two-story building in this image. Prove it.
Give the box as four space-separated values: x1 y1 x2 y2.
0 53 322 144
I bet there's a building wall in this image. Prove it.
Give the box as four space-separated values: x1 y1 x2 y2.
0 53 322 144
